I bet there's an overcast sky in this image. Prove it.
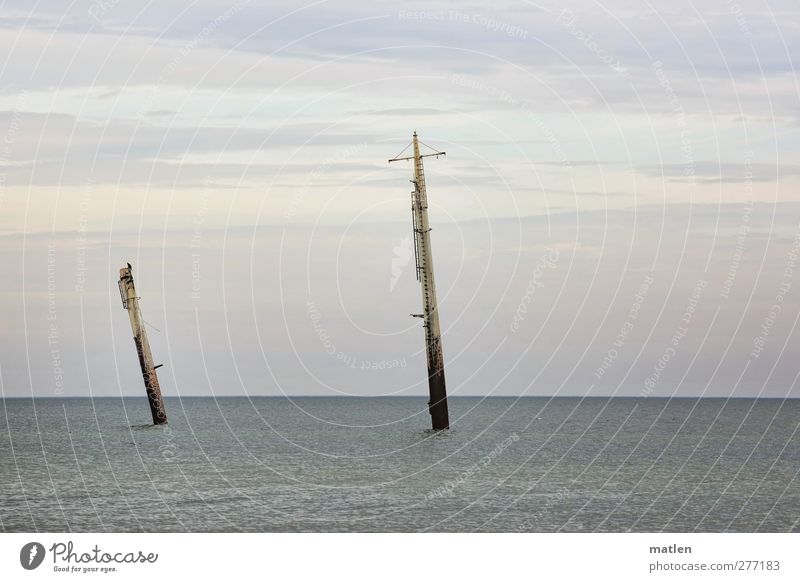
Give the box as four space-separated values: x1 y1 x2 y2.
1 0 799 398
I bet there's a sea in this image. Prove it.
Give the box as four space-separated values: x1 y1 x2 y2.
0 397 797 532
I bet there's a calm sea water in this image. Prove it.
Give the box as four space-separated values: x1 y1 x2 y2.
0 397 797 532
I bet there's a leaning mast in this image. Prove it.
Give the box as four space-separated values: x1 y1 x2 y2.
118 263 168 425
389 132 450 430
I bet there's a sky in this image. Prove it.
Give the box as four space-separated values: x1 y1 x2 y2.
0 0 799 398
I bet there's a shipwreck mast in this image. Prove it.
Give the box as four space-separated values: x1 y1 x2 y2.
118 263 168 425
389 132 449 430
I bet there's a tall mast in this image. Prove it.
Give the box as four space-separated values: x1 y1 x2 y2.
389 132 450 430
118 263 168 425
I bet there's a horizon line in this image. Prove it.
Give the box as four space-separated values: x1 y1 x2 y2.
2 395 798 400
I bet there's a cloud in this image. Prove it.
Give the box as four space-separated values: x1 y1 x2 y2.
544 188 635 197
636 162 800 183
